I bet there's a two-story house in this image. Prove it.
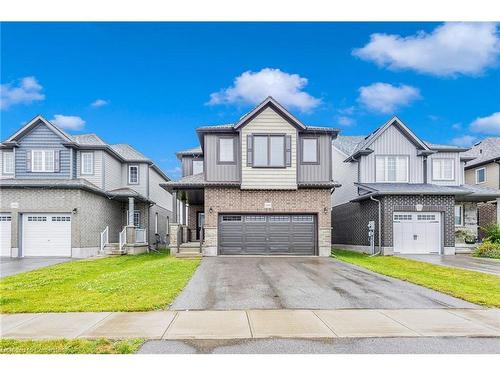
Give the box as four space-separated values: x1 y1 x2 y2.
462 138 500 238
0 115 173 258
162 97 339 257
331 117 500 255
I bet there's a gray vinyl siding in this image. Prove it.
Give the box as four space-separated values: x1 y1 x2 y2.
427 152 463 186
76 150 103 188
331 146 358 206
14 122 71 179
181 156 193 177
359 125 424 183
121 162 149 197
103 152 123 190
298 133 331 183
205 133 239 182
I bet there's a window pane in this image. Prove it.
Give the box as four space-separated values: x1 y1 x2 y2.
45 151 54 171
82 153 93 174
375 157 385 182
269 136 284 166
219 138 234 162
387 157 397 181
396 157 407 182
253 136 268 166
477 168 485 183
193 160 203 174
33 151 43 171
302 138 317 163
454 205 462 225
3 152 14 174
129 166 138 183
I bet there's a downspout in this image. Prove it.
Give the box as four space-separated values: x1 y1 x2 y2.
370 196 382 256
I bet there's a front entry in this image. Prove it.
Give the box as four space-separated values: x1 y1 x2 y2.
197 212 205 240
393 212 441 254
218 214 316 255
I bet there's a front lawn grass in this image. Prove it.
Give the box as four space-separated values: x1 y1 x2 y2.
332 249 500 307
0 251 200 313
0 338 144 354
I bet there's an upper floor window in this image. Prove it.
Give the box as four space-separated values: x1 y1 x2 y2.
81 152 94 175
301 137 318 164
475 167 486 184
217 137 235 164
128 165 139 184
2 151 14 174
32 150 55 172
192 159 204 174
253 135 285 167
375 155 408 183
432 158 454 181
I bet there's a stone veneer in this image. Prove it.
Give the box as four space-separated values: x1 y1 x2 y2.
477 202 497 241
203 187 332 256
332 194 456 255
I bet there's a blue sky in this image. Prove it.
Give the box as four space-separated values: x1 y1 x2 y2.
1 22 499 178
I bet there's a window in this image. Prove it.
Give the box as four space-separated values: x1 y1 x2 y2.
2 151 14 174
52 216 71 222
253 135 285 167
476 167 486 184
81 152 94 175
292 215 314 222
221 215 242 222
155 213 158 234
417 214 436 221
394 214 412 221
432 158 454 181
192 159 204 174
269 216 290 222
375 156 408 182
455 205 463 226
128 165 139 184
302 138 318 163
27 216 47 222
245 215 266 222
32 150 55 172
218 137 235 163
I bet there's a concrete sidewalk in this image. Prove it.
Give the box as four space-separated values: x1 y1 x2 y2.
1 309 499 340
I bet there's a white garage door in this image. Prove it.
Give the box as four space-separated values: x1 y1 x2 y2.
0 214 12 257
22 214 71 257
393 212 441 254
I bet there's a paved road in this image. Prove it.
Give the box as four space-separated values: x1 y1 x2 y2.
170 257 477 310
0 257 71 277
138 337 500 354
398 254 500 275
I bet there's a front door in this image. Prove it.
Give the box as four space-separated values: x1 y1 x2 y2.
197 212 205 240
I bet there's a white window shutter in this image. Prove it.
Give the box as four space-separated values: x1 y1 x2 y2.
285 135 292 167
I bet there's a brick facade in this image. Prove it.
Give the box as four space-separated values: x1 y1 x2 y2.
187 204 203 241
477 202 497 240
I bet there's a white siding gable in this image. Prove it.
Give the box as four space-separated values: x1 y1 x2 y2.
331 146 358 206
241 107 297 189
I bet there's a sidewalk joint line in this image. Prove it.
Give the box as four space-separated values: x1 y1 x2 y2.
445 309 500 333
312 310 339 337
1 314 40 336
245 310 254 338
76 312 114 338
161 311 179 339
377 310 423 337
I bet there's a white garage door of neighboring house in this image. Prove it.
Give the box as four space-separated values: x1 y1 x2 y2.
22 214 72 257
0 214 12 257
393 212 441 254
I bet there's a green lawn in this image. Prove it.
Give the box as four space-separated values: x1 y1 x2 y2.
332 249 500 307
0 338 144 354
0 251 200 313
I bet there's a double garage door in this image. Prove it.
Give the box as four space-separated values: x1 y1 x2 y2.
22 213 72 257
393 212 441 254
219 214 316 255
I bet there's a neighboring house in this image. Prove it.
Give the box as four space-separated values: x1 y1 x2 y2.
331 117 500 255
0 115 173 258
162 97 339 257
462 138 500 239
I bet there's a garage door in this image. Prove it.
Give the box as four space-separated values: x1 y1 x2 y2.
219 214 316 255
22 214 72 257
393 212 441 254
0 214 12 257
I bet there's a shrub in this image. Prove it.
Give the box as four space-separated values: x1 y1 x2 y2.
473 241 500 259
480 224 500 244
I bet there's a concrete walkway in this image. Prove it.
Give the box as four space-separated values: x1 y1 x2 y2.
2 309 499 339
0 257 72 277
398 254 500 275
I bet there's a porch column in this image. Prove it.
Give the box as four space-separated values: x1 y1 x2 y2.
172 191 178 223
128 197 135 226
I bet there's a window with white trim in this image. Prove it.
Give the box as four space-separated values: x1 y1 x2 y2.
81 152 94 175
221 215 242 222
375 156 408 182
253 135 285 167
269 216 290 222
475 167 486 184
432 158 454 181
302 138 318 163
218 137 235 163
192 159 204 174
32 150 55 172
128 165 139 184
454 205 463 226
2 151 14 174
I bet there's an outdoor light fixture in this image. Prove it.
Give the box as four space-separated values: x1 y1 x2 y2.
415 204 423 212
72 208 78 214
209 207 213 214
323 207 328 213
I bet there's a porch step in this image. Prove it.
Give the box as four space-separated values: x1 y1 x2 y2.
103 243 127 256
179 241 201 249
175 252 202 259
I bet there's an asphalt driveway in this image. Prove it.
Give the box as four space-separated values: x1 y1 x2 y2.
170 257 477 310
398 254 500 275
0 257 72 277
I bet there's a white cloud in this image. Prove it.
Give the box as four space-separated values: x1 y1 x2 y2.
357 82 421 114
451 122 462 130
353 22 500 77
469 112 500 134
451 135 476 147
50 114 86 131
91 99 109 107
338 116 356 126
208 68 321 112
0 76 45 109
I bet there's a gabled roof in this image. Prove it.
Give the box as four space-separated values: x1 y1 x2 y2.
234 96 307 130
176 146 203 159
71 133 107 146
3 115 74 144
462 137 500 168
110 144 149 162
332 136 366 156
